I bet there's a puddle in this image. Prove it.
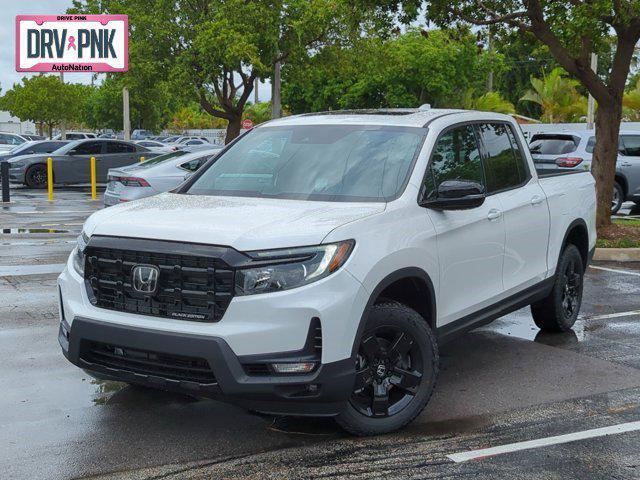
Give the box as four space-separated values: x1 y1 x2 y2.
480 313 585 344
1 228 70 234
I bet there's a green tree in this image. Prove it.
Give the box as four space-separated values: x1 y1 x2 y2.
520 68 587 122
623 78 640 120
461 89 515 114
0 75 86 137
283 29 504 112
72 0 359 143
420 0 640 228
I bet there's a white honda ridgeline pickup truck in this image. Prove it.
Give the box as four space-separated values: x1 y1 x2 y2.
58 109 596 435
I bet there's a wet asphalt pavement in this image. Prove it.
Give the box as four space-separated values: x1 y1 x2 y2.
1 187 640 479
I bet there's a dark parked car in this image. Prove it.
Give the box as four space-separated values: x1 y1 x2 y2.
0 140 68 163
8 139 160 188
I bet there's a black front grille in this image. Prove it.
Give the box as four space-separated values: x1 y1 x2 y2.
85 245 234 322
81 341 217 384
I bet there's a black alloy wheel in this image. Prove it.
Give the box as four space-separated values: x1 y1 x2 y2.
531 244 584 332
336 302 438 436
25 164 48 188
350 327 423 418
560 256 582 320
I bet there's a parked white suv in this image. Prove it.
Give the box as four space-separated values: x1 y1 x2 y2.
58 109 596 435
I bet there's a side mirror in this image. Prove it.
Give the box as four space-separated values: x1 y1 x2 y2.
183 172 193 181
68 149 78 155
420 179 486 210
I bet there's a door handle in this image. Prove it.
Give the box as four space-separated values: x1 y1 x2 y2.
621 162 632 167
531 195 544 206
487 209 502 221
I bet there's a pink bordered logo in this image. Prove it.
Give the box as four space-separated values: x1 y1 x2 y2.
15 14 128 73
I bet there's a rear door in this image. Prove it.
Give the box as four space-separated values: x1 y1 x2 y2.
619 135 640 201
477 122 550 292
424 124 506 325
99 142 138 180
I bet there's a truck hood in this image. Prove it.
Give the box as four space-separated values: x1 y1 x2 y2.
85 192 385 250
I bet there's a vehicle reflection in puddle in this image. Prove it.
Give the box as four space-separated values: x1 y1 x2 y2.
1 228 70 234
479 311 585 345
91 379 127 405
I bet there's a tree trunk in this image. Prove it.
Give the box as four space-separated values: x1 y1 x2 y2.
225 115 242 144
591 99 623 230
48 123 53 139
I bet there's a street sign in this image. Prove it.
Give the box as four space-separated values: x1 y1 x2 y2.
242 118 254 129
15 14 128 72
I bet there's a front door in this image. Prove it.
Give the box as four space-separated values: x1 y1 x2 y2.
423 124 506 326
55 140 104 184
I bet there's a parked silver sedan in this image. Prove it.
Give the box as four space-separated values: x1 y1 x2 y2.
104 147 222 206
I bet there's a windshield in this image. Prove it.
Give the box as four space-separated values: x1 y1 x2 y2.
185 125 425 202
54 140 84 154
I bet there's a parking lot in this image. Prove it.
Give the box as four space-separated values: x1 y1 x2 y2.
2 188 640 479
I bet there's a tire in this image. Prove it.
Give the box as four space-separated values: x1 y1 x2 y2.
25 164 48 189
335 302 438 436
611 182 624 214
531 244 584 332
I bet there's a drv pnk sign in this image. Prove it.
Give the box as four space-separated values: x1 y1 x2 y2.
15 15 128 72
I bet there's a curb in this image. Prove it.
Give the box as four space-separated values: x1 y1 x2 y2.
593 248 640 262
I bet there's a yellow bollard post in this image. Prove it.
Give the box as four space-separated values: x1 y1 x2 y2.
139 156 145 163
90 156 97 200
47 157 53 202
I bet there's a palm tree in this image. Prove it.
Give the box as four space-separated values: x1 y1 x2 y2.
520 68 587 122
460 89 515 114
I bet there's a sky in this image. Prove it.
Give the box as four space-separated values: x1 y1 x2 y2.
1 0 273 100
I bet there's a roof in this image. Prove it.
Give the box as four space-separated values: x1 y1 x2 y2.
263 108 470 128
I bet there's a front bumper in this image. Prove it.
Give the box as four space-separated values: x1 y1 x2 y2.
57 249 369 415
8 166 25 184
59 316 355 415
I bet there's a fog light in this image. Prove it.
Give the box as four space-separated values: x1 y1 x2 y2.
271 362 316 374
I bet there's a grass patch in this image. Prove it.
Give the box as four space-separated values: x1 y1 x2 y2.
613 218 640 227
597 218 640 248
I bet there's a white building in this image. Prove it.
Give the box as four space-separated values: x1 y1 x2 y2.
0 111 36 135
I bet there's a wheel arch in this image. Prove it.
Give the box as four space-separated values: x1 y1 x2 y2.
350 267 437 357
559 218 589 269
615 173 628 197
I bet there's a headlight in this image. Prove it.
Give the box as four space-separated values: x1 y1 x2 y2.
235 240 355 296
72 231 89 275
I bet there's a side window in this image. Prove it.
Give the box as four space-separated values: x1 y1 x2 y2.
425 125 484 199
106 142 136 154
73 141 103 155
504 125 530 181
180 156 207 172
477 123 523 193
35 142 60 153
621 135 640 156
587 136 626 154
